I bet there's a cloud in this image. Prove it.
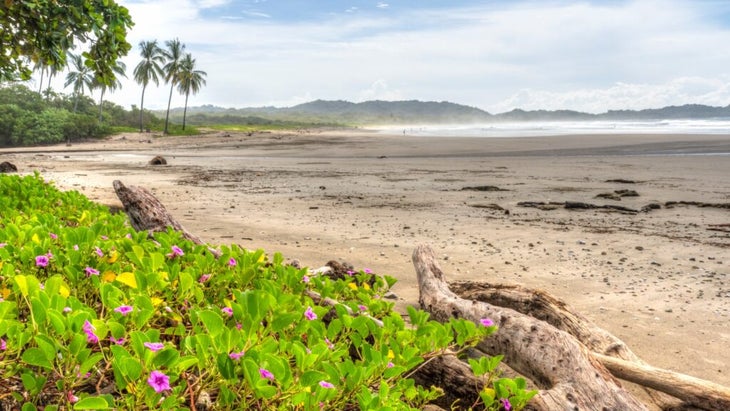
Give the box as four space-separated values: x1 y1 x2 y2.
84 0 730 112
376 2 389 9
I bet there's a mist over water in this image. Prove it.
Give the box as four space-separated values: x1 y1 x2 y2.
374 119 730 137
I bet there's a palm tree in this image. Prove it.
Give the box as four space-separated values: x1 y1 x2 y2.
94 60 127 121
176 54 207 131
64 53 94 112
161 38 186 134
133 40 164 132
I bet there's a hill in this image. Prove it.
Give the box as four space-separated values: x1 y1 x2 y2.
159 100 730 126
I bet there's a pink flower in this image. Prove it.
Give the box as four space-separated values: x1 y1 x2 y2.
479 318 495 327
236 322 242 330
319 380 334 389
114 305 133 316
147 370 171 393
144 342 165 352
228 257 237 267
82 320 98 344
84 266 99 276
259 368 275 381
358 304 367 312
229 350 245 361
387 361 394 368
73 244 79 251
0 338 6 350
324 337 334 350
167 245 184 258
304 306 317 321
346 270 355 276
0 243 6 248
35 255 49 267
49 232 58 240
198 273 211 283
67 390 79 403
101 235 108 240
95 247 104 257
302 275 310 283
222 307 233 317
364 268 373 274
110 336 125 345
63 307 72 313
501 398 512 411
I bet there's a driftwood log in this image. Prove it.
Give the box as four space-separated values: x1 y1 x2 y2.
414 244 730 411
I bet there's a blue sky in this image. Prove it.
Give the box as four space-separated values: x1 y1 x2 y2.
44 0 730 113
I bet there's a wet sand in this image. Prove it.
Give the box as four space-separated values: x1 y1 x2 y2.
2 129 729 392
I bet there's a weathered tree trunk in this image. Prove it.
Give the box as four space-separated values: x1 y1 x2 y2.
449 281 682 410
595 354 730 411
413 244 648 410
113 180 220 256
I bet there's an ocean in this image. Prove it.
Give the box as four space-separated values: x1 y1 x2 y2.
375 119 730 138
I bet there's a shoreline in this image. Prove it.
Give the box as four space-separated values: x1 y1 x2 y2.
2 130 728 393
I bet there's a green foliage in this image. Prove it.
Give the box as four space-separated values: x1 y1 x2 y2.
0 84 159 146
0 0 134 85
0 174 536 410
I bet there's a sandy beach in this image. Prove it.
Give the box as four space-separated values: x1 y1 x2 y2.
2 129 728 393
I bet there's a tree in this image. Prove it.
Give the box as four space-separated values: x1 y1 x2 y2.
161 39 186 134
0 0 133 86
64 54 95 113
133 40 164 132
94 60 127 121
176 54 207 131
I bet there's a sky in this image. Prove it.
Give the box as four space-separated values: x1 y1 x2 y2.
41 0 730 114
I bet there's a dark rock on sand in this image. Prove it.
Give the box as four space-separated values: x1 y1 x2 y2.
461 185 508 192
596 189 639 201
0 161 18 173
149 156 167 165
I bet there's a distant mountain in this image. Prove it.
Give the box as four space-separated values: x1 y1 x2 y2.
160 100 730 126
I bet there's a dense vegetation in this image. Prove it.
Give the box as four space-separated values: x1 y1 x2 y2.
0 84 159 146
0 174 535 410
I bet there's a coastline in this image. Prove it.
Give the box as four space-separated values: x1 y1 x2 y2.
2 129 728 391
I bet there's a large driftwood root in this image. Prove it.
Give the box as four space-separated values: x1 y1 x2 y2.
112 180 220 257
448 282 730 410
414 244 649 411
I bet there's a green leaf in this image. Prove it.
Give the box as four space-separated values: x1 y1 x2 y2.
198 309 224 338
22 347 53 369
73 396 111 409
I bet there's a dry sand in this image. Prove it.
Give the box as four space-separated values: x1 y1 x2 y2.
2 129 729 392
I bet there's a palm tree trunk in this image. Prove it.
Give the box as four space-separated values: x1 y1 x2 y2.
98 88 106 122
182 92 190 131
45 72 54 100
38 68 45 94
73 93 79 113
139 84 147 133
164 82 174 134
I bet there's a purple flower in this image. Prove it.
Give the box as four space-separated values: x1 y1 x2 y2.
358 304 367 312
500 398 512 411
35 255 49 267
147 370 171 393
236 322 242 330
110 336 125 345
198 273 211 283
172 245 184 256
125 233 132 239
229 350 245 361
319 380 334 389
387 361 394 368
114 305 133 316
49 232 58 240
259 368 275 381
82 320 98 344
95 247 104 257
222 307 233 317
364 268 373 274
304 306 317 321
302 275 310 283
67 390 79 403
346 270 355 276
84 266 99 277
0 338 6 350
479 318 495 327
324 337 334 350
228 257 237 267
144 342 164 352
